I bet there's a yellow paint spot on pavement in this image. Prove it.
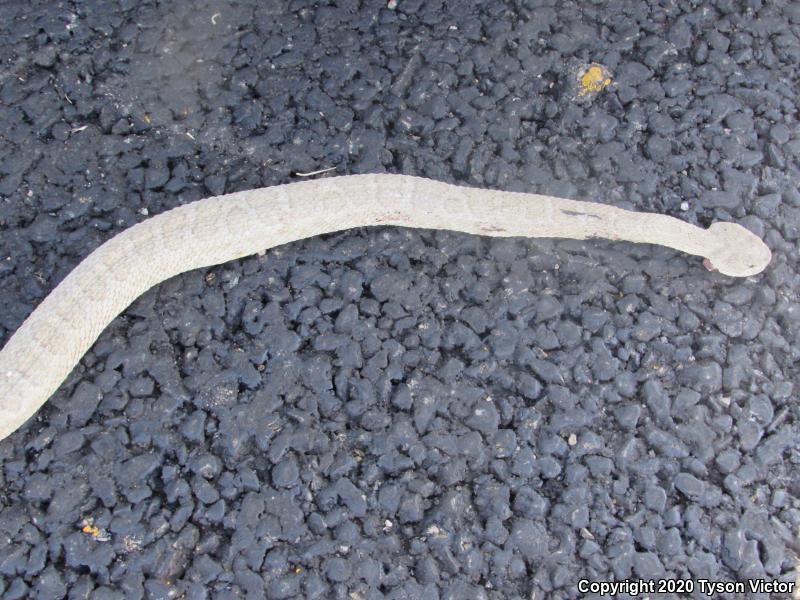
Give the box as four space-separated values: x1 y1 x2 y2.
578 63 612 97
80 518 110 541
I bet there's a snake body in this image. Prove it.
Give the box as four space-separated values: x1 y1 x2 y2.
0 174 771 442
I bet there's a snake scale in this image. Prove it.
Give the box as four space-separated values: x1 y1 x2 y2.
0 174 771 442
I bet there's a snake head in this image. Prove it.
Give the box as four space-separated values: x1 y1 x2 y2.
704 222 772 277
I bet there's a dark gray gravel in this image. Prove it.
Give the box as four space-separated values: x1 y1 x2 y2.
1 1 799 599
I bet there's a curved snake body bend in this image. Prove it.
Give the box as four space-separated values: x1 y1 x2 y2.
0 174 771 442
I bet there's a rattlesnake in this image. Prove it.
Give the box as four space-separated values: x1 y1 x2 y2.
0 174 771 442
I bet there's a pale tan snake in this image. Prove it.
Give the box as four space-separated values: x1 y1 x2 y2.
0 174 771 442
